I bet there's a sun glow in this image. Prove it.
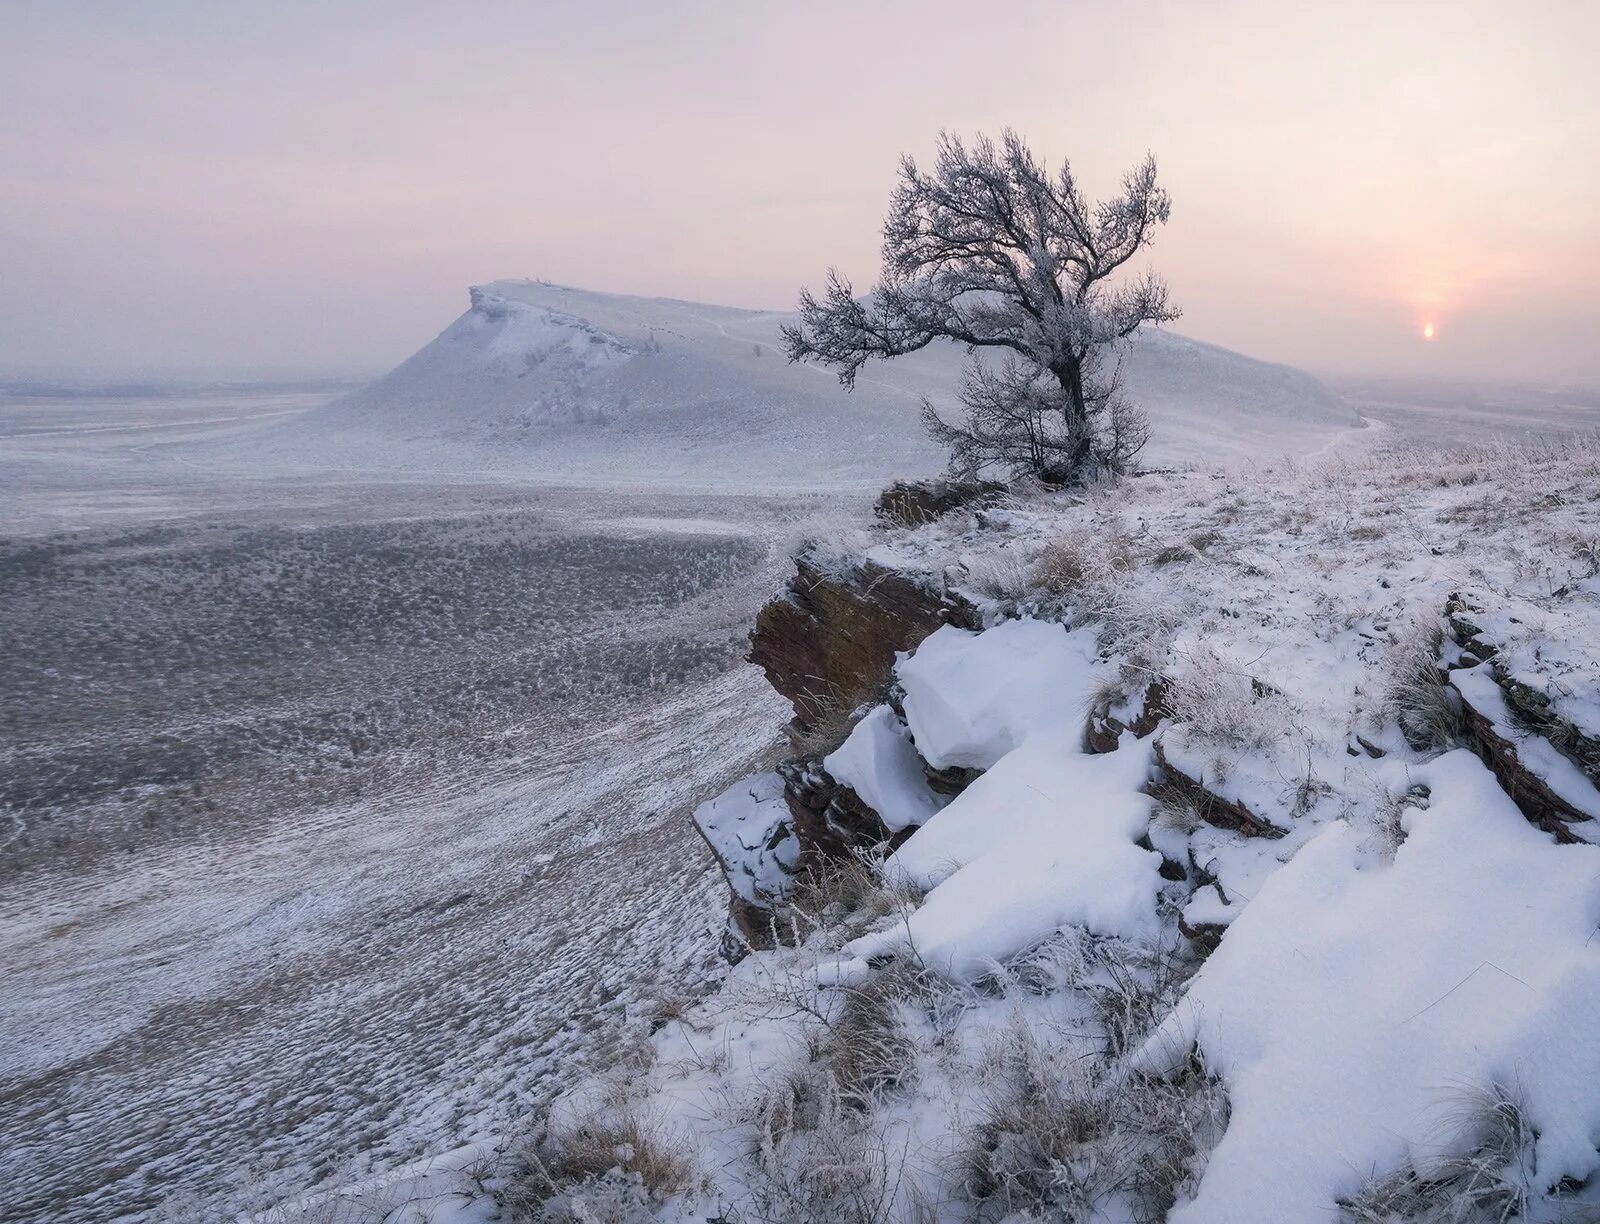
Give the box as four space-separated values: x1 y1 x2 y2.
1422 322 1437 341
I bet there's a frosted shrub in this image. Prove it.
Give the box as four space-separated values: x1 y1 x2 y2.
745 1069 900 1224
1163 647 1298 751
525 1170 656 1224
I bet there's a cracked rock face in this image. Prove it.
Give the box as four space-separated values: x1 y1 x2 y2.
1444 593 1600 841
748 552 978 732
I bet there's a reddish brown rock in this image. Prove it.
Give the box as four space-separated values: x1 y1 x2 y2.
749 552 980 732
1084 678 1169 753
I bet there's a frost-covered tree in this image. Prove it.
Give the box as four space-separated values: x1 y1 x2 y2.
782 130 1177 484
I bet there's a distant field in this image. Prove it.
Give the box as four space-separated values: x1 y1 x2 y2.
0 390 807 1221
2 504 765 874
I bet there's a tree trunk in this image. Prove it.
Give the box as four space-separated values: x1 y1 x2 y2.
1056 357 1093 476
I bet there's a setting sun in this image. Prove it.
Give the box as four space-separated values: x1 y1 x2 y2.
1422 322 1436 341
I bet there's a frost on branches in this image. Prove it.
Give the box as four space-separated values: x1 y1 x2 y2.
782 129 1177 484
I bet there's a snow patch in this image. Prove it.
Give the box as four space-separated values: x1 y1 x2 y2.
897 618 1101 770
822 705 946 833
1137 749 1600 1223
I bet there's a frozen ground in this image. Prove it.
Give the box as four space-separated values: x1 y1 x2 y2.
0 390 806 1221
2 293 1594 1222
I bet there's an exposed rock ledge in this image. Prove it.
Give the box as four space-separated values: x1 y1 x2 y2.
748 550 980 733
1445 593 1600 843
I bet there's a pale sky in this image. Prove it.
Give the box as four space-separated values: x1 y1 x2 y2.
3 1 1597 383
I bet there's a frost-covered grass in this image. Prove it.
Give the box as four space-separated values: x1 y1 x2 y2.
503 1085 702 1222
1 500 768 873
250 435 1600 1224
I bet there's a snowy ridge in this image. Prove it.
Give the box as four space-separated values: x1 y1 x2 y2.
246 280 1363 486
460 435 1600 1224
469 287 634 373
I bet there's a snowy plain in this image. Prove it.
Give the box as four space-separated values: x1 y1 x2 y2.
2 284 1596 1222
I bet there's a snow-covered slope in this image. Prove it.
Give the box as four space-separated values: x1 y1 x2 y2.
509 437 1600 1224
266 281 1360 486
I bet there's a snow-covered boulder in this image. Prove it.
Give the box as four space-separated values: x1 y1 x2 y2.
852 734 1162 978
823 705 946 833
692 772 798 951
897 618 1100 770
834 617 1161 979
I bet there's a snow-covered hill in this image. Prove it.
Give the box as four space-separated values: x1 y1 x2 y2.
269 281 1362 486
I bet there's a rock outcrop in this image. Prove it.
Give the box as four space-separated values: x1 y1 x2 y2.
874 477 1007 528
1444 594 1600 842
698 550 983 958
749 551 980 733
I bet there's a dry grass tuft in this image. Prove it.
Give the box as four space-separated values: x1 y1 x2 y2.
1336 1082 1556 1223
505 1096 698 1222
1385 620 1463 753
1032 530 1137 596
1163 646 1299 752
786 851 924 943
822 961 938 1106
784 685 876 762
963 550 1035 602
959 1017 1227 1224
1151 542 1197 565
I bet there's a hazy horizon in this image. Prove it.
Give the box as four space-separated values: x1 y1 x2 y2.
4 1 1597 386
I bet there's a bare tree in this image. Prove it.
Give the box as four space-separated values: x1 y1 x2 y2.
782 130 1176 484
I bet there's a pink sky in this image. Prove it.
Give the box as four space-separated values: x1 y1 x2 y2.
2 1 1596 382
